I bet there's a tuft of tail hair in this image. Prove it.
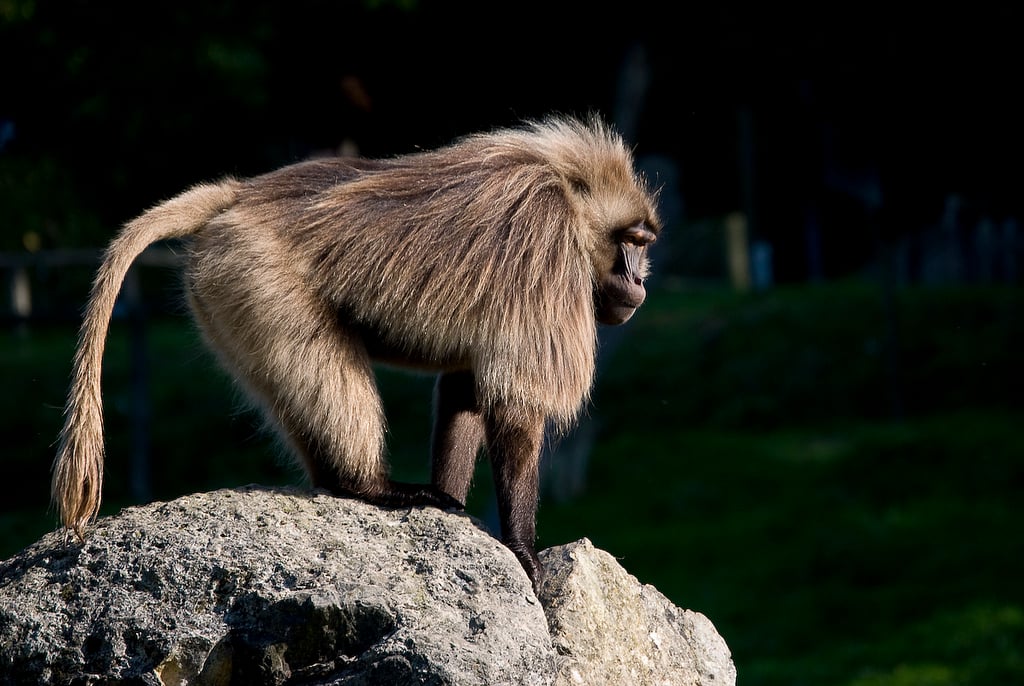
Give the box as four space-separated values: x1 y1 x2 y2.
51 180 239 538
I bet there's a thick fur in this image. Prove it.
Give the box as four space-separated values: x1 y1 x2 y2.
52 116 660 582
53 181 240 535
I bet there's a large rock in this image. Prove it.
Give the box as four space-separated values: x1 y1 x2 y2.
0 486 734 685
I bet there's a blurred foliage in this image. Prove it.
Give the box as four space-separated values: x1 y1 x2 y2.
606 280 1023 428
0 155 103 250
0 1 418 248
0 0 621 251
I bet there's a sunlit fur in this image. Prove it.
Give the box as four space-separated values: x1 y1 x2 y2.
53 182 240 535
51 115 660 539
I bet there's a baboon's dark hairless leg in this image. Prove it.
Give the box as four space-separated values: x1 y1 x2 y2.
431 371 485 505
485 404 546 589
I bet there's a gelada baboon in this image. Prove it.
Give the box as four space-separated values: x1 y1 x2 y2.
52 115 661 588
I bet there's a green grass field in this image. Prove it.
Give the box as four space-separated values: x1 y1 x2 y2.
2 280 1021 684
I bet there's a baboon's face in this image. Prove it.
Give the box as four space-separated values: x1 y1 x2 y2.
594 222 658 325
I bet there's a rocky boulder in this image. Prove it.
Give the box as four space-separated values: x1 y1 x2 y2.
0 486 734 685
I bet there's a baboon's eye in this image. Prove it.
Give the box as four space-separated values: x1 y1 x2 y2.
616 222 657 246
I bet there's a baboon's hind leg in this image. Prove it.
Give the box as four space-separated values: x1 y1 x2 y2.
431 370 484 505
187 264 459 510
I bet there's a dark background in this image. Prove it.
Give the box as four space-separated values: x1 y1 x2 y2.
4 3 1021 273
2 3 1022 685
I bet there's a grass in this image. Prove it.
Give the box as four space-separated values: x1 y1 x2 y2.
536 413 1023 685
2 278 1022 684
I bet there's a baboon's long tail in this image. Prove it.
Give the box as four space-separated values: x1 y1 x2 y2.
52 179 240 537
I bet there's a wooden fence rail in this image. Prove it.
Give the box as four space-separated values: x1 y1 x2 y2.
2 246 182 321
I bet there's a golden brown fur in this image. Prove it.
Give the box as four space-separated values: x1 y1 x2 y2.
51 115 660 586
